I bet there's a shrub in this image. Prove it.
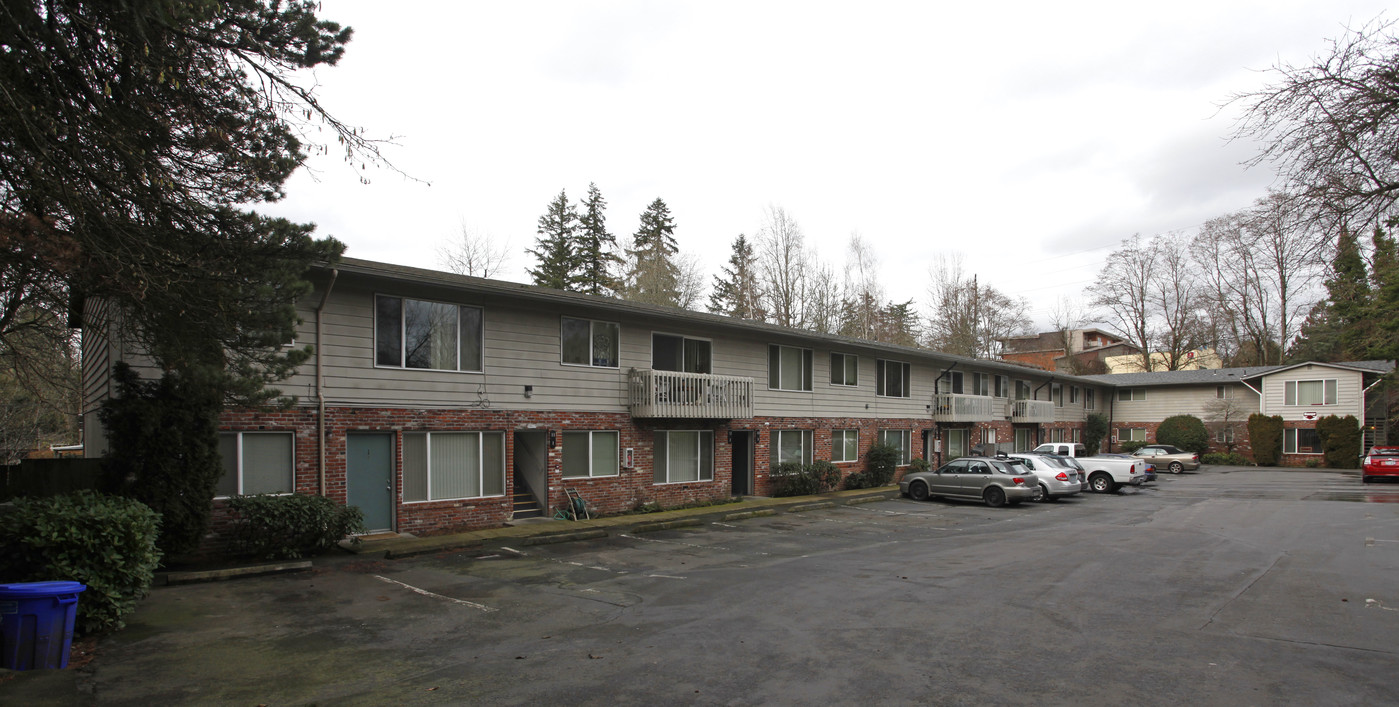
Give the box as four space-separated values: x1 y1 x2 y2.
1316 414 1363 469
1248 413 1284 466
1084 414 1110 454
0 491 162 635
865 443 900 486
770 462 820 497
808 460 841 490
225 494 365 560
1119 440 1147 453
1156 415 1211 455
908 458 931 475
842 471 871 490
1201 452 1254 466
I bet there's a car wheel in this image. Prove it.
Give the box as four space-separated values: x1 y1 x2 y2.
1089 473 1115 493
1035 484 1053 503
909 481 930 501
984 486 1006 508
1169 461 1184 474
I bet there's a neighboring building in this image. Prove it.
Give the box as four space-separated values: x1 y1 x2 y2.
1082 361 1394 460
999 328 1127 373
1103 348 1223 374
79 258 1108 544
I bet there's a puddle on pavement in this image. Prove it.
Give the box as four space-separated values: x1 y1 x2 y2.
1305 491 1399 503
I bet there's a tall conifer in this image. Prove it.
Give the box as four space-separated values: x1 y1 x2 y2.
526 190 579 290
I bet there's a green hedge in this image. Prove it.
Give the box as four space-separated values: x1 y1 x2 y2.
0 491 162 635
1248 414 1284 466
1201 452 1254 466
1156 415 1211 455
770 461 842 497
225 494 365 560
1316 415 1362 469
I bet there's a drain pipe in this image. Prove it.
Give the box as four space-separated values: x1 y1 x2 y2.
316 269 339 497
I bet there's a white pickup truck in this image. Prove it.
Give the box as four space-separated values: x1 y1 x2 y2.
1032 444 1146 493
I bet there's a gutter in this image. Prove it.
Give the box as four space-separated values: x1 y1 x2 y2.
1240 379 1263 414
316 269 339 497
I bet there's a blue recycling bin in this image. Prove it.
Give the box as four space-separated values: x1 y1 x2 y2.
0 581 87 670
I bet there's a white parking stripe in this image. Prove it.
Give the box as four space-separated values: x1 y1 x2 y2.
373 575 496 613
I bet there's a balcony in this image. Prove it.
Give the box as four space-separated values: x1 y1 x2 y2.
627 368 754 419
1010 399 1055 423
931 393 1005 422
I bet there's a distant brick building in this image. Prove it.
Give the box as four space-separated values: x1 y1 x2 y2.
999 328 1127 372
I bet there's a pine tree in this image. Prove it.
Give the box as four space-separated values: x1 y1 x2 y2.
624 198 682 306
707 235 766 320
575 183 621 296
526 190 579 290
1368 223 1399 360
1328 225 1372 359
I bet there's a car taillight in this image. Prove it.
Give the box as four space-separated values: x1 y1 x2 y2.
1055 472 1069 481
1013 477 1026 485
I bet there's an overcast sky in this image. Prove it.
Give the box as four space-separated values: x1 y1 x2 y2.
262 0 1391 330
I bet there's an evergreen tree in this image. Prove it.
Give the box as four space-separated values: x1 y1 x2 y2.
1369 223 1399 360
526 190 579 290
1329 225 1372 358
708 235 765 320
624 198 682 306
575 183 621 296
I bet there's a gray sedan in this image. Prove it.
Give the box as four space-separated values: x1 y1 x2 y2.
900 456 1039 508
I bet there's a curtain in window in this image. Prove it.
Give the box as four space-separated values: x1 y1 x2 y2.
216 434 239 497
430 432 480 499
667 431 701 482
780 347 804 390
592 431 619 477
242 434 294 495
403 433 428 502
562 431 591 478
684 339 711 374
481 433 504 496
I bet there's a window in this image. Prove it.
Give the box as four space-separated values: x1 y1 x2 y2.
830 353 858 386
879 429 912 466
1014 380 1031 400
832 429 860 462
971 372 990 396
652 333 710 374
217 432 294 497
1118 388 1146 401
941 371 965 395
769 345 813 391
402 431 505 502
945 428 968 458
1117 428 1146 442
562 431 620 478
1053 383 1063 408
771 430 814 466
877 360 911 398
654 431 714 483
1285 379 1338 406
375 296 484 372
1050 428 1065 443
1284 427 1322 454
1215 427 1236 443
562 317 619 368
1072 428 1081 443
1085 389 1095 410
1014 428 1034 452
995 375 1010 398
1216 385 1228 399
1069 386 1079 404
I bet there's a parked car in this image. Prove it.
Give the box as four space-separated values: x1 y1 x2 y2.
1363 446 1399 483
1130 445 1200 474
1032 443 1088 458
1075 455 1148 493
1099 453 1156 482
1042 454 1088 491
900 456 1039 508
1006 453 1083 502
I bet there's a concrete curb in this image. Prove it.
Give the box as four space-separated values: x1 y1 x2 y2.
160 560 312 586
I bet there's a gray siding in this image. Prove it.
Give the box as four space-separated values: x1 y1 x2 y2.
1259 365 1366 420
1111 384 1262 422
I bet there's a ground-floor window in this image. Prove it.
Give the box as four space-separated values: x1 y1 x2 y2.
1014 428 1034 452
771 429 814 466
217 432 294 497
878 429 912 466
1283 428 1322 454
1117 428 1146 443
562 431 620 478
831 429 859 462
402 431 505 501
1050 428 1065 443
1215 427 1236 444
946 428 969 459
655 430 714 483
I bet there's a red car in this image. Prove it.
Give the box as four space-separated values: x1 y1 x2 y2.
1362 446 1399 483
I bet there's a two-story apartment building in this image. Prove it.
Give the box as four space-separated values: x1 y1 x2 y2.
78 258 1111 538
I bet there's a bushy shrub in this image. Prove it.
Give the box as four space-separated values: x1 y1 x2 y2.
0 491 162 635
1084 414 1110 455
1119 440 1147 453
1316 414 1363 469
865 443 900 486
1248 413 1284 466
908 458 930 475
1201 452 1254 466
808 460 840 490
1156 415 1211 455
770 462 820 497
842 471 871 490
225 494 365 560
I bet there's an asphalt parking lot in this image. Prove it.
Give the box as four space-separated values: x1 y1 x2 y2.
8 469 1399 705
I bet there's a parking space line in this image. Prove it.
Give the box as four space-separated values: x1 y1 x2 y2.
373 575 496 613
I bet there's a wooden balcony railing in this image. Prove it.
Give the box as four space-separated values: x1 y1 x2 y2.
931 393 1004 422
1009 399 1055 423
627 368 754 419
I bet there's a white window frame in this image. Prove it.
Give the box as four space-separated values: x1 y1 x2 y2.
994 375 1010 399
1216 385 1228 399
402 431 506 503
1053 383 1064 408
216 431 295 498
1014 379 1031 401
1069 386 1079 404
769 344 813 392
772 429 814 466
374 295 485 373
877 359 912 398
1118 387 1146 401
1215 427 1235 443
971 372 990 397
561 430 620 478
653 430 715 484
945 428 969 458
829 352 858 387
561 316 620 369
1284 379 1338 406
879 429 912 466
832 429 860 462
1085 389 1095 410
941 371 965 395
651 332 712 374
1283 427 1323 454
1116 427 1146 442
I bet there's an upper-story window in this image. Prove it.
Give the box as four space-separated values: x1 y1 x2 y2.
1118 388 1146 401
561 316 619 368
1014 379 1031 400
940 371 965 395
830 353 858 386
1053 383 1063 408
995 375 1009 398
1216 385 1229 399
652 333 710 374
769 344 813 391
877 360 911 398
971 372 990 396
1069 386 1079 404
1285 379 1337 406
1085 389 1095 410
375 295 484 372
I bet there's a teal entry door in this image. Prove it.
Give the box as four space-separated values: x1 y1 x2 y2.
347 433 394 532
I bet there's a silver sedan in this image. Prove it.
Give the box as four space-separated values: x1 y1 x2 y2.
900 456 1039 508
1007 453 1083 502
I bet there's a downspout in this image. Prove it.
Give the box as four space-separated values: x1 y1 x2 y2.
933 363 960 467
1107 387 1115 453
316 269 339 497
